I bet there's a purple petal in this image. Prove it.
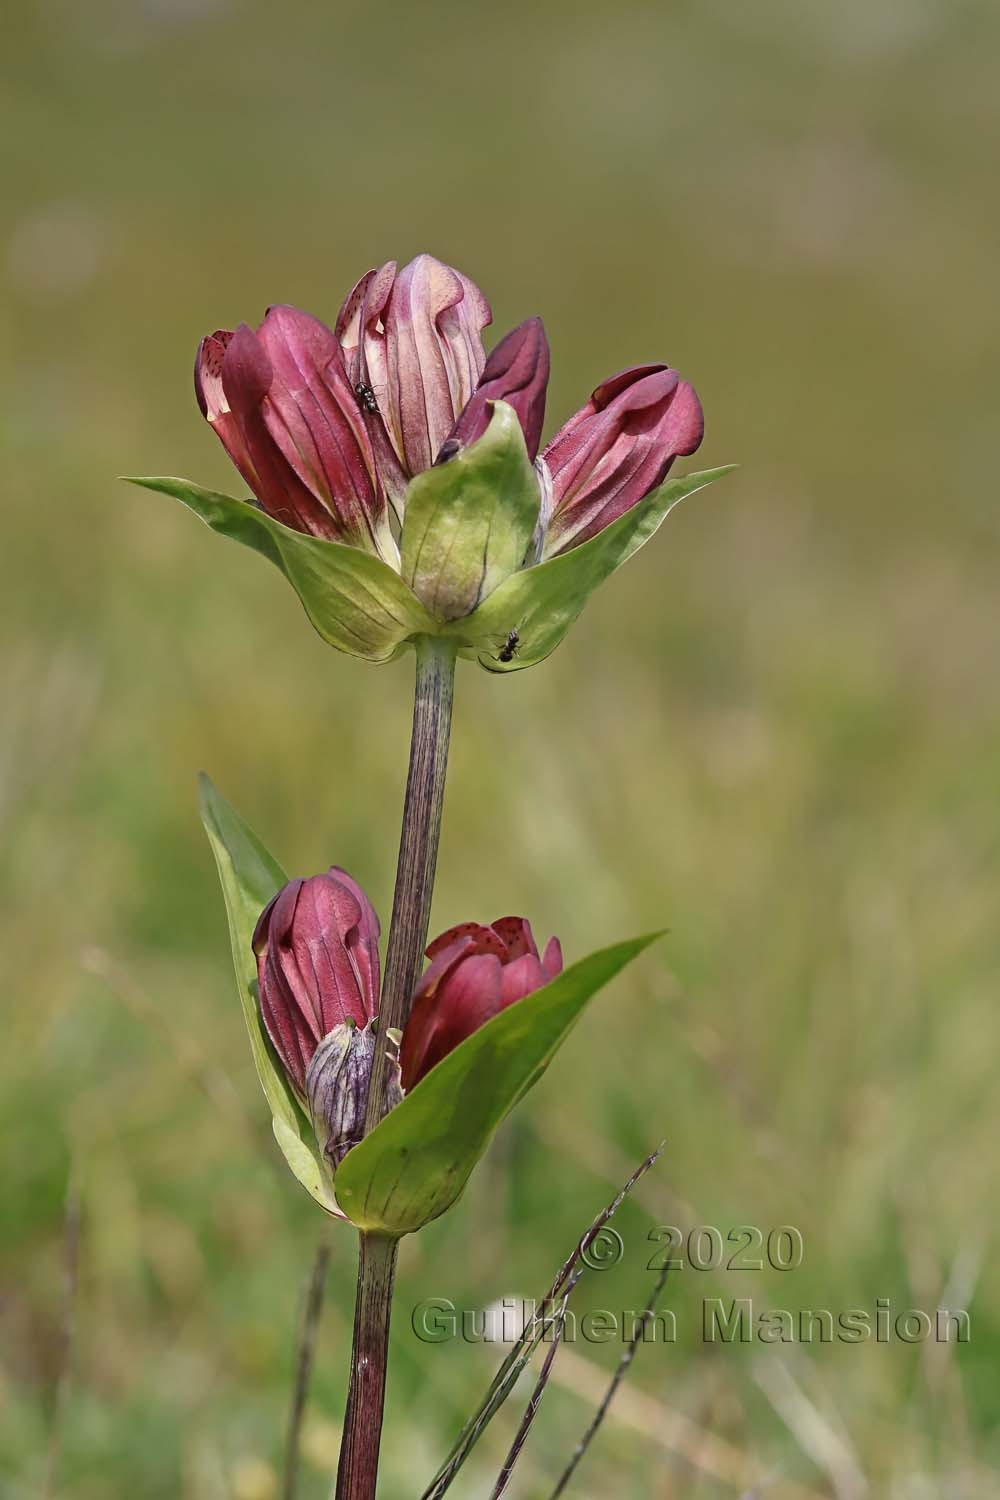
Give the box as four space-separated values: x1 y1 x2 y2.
336 261 396 402
425 922 505 964
254 880 318 1095
498 952 547 1006
219 322 341 538
444 318 550 461
253 870 380 1098
541 936 563 980
256 306 388 549
335 262 410 509
383 254 492 476
490 916 540 962
195 328 260 494
542 366 704 555
400 951 504 1090
326 865 381 1012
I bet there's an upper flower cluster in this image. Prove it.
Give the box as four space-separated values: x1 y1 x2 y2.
195 254 703 581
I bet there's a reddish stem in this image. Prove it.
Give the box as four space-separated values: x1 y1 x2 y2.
334 635 457 1500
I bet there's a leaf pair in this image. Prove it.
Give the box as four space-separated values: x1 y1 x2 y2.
199 775 660 1234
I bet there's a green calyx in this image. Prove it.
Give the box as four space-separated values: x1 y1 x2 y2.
399 402 540 621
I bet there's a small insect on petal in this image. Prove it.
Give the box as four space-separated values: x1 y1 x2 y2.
354 381 380 414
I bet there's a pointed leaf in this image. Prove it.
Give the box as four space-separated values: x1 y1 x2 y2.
334 934 661 1234
198 773 341 1214
126 477 437 662
400 402 541 621
446 465 736 670
272 1116 340 1210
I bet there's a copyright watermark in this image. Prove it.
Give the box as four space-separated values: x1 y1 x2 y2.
410 1295 971 1347
580 1226 624 1270
574 1224 808 1274
410 1224 971 1349
411 1296 673 1346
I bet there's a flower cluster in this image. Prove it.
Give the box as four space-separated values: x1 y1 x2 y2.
174 250 723 1226
196 254 703 587
253 868 562 1170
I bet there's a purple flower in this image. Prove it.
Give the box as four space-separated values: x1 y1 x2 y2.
400 917 563 1091
252 868 381 1100
196 253 705 591
195 306 396 560
540 366 704 557
251 870 564 1167
336 253 494 482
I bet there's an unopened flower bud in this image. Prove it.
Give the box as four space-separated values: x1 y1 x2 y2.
442 317 550 462
252 868 380 1101
306 1019 402 1170
540 365 704 556
195 308 396 561
401 917 563 1089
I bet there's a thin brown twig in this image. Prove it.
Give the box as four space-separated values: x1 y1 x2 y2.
284 1232 332 1500
548 1245 672 1496
545 1143 666 1314
421 1143 665 1499
490 1274 581 1500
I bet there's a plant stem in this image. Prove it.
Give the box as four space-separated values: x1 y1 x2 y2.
367 634 457 1129
335 634 457 1500
334 1231 399 1500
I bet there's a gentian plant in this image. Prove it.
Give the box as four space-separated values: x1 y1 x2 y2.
129 252 731 1498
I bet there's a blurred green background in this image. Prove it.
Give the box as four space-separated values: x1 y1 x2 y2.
3 0 999 1495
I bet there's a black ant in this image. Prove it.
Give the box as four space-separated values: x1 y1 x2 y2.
496 628 520 664
354 380 379 414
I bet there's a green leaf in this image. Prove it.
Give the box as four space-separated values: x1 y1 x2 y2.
198 773 341 1214
125 477 438 662
400 402 541 621
334 934 661 1234
446 465 736 670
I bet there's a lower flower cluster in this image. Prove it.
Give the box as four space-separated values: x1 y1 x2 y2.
252 869 562 1174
